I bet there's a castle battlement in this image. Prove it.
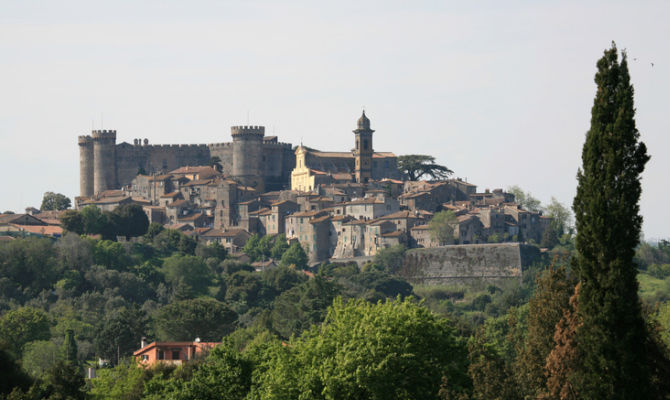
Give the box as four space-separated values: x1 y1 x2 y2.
208 142 234 148
263 141 293 149
91 129 117 140
231 125 265 137
78 135 93 144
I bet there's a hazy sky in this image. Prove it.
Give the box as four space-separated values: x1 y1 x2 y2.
1 1 668 239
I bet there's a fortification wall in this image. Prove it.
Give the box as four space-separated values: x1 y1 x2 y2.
208 142 234 175
398 243 540 285
115 143 210 188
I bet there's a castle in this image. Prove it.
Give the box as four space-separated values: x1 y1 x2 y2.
78 112 401 197
78 125 296 197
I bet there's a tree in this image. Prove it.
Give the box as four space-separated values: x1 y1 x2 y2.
154 298 237 341
270 233 289 259
545 197 573 237
397 154 453 181
61 329 77 365
20 341 60 378
0 307 51 357
112 204 149 238
280 241 308 269
429 210 458 245
506 185 542 212
256 297 470 399
0 342 32 396
59 210 84 235
161 254 212 297
515 264 576 398
40 192 71 211
571 43 652 398
467 329 518 400
95 306 149 364
242 234 261 261
370 244 406 272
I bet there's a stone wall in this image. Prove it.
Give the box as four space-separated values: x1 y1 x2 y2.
398 243 540 285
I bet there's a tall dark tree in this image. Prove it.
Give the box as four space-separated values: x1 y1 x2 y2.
571 42 652 398
113 204 149 238
397 154 453 181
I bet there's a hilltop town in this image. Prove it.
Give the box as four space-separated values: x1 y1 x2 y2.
8 111 550 266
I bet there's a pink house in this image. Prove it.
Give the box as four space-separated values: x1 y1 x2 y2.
133 340 219 366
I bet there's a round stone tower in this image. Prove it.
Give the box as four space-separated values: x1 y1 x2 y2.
231 125 265 192
78 135 95 197
92 129 117 195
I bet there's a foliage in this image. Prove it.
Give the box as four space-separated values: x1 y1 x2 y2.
467 329 518 400
545 197 573 236
429 210 458 245
112 204 149 238
515 264 576 398
0 342 33 396
175 344 253 400
397 154 453 181
88 359 148 400
370 244 406 272
60 210 84 234
95 306 150 364
270 234 290 260
161 254 212 298
506 185 542 212
154 298 237 341
152 228 197 255
255 297 470 399
209 156 223 173
280 241 308 269
20 341 60 378
0 307 51 357
40 192 71 211
571 43 652 398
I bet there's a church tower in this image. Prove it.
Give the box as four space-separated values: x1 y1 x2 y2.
353 111 374 183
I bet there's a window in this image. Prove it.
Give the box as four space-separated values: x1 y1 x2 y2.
172 350 180 360
141 355 149 361
158 350 165 360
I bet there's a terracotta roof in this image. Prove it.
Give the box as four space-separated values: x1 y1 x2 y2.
271 200 297 207
219 229 250 237
149 174 173 181
289 210 327 218
343 219 366 226
183 179 214 187
0 235 15 242
379 210 421 220
0 214 46 225
177 213 208 222
309 215 331 224
167 199 191 208
398 191 430 199
165 223 194 231
160 191 181 198
410 224 431 231
381 230 404 237
10 224 63 236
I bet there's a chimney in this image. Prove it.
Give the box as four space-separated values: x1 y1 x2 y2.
141 337 147 348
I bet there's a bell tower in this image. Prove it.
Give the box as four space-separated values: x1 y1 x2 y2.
353 111 374 183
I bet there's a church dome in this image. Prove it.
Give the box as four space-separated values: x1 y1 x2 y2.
357 111 371 130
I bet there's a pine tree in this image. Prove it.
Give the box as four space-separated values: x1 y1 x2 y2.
571 42 651 398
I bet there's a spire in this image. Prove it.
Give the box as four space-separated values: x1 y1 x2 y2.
356 110 371 131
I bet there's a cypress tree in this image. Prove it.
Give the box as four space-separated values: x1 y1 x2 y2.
572 42 651 398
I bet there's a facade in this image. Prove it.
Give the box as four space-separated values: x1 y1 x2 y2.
78 126 295 198
290 112 400 192
133 341 219 366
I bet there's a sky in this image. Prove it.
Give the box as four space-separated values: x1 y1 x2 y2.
1 0 668 239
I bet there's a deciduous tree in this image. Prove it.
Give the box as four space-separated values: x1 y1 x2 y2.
40 192 71 211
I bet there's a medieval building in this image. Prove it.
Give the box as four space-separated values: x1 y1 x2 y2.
78 126 295 198
291 112 400 191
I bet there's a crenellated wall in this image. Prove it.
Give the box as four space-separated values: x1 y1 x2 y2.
79 128 296 197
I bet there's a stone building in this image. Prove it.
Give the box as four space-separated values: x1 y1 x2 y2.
78 126 295 198
290 112 400 192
